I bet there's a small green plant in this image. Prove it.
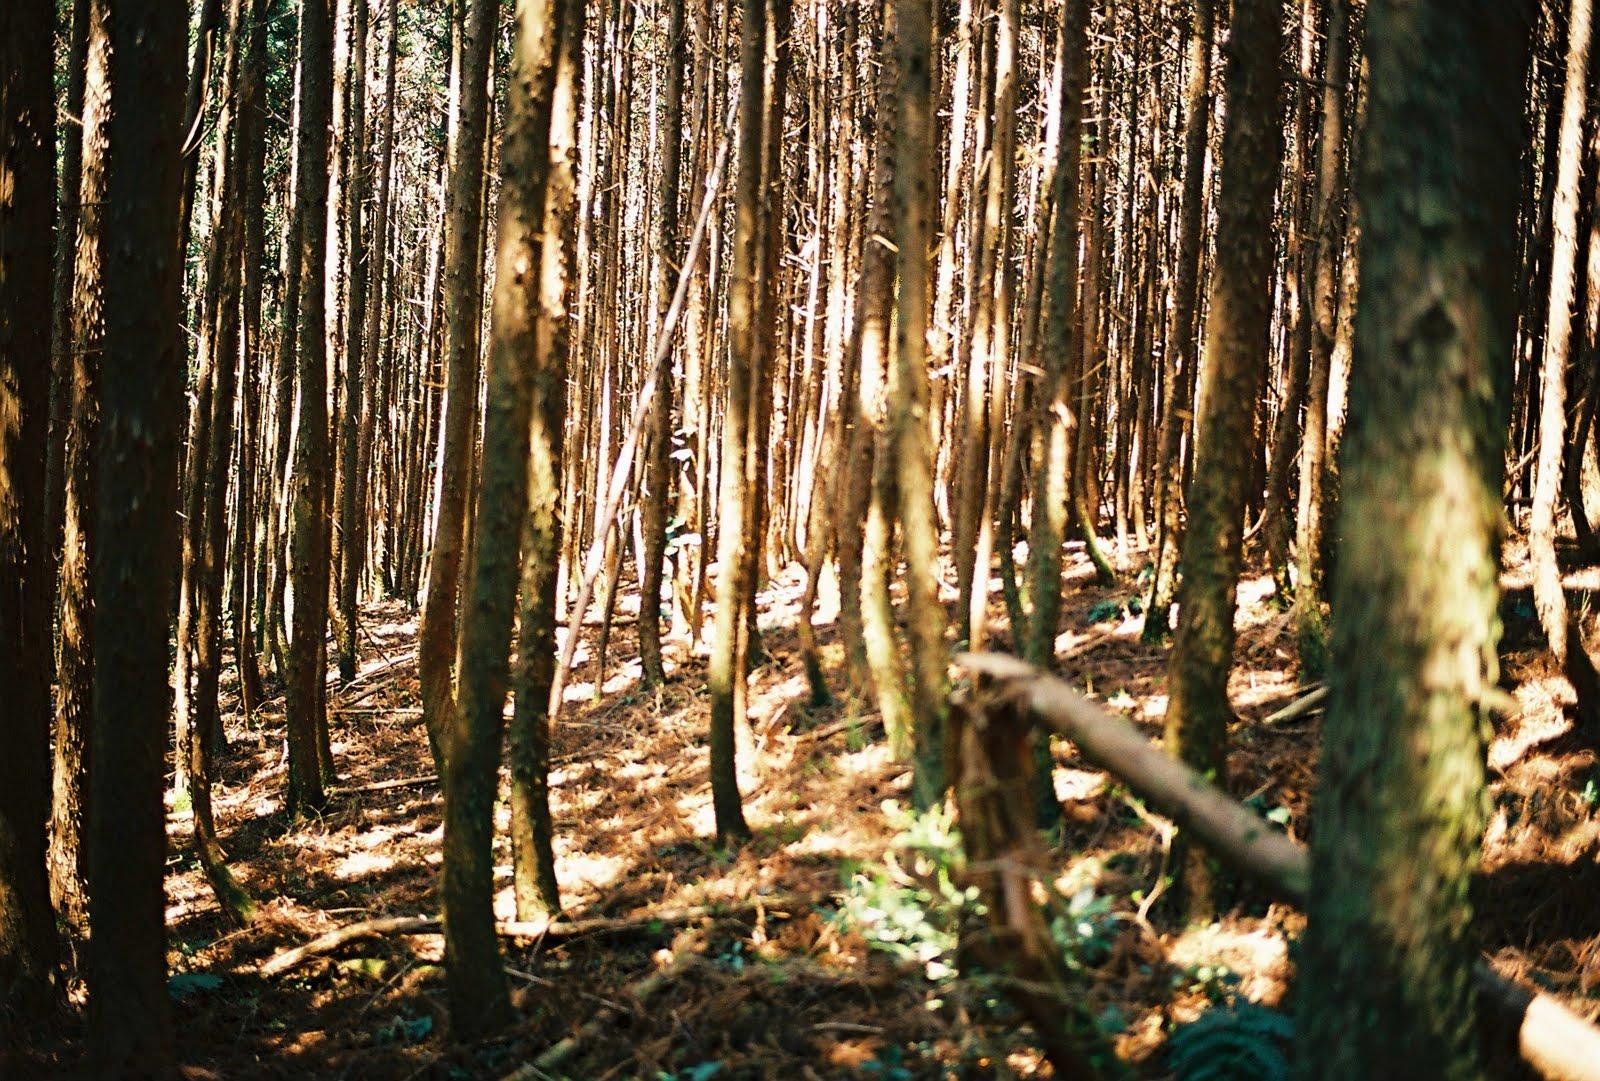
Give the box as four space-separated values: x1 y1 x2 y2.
833 802 978 982
1166 1001 1293 1081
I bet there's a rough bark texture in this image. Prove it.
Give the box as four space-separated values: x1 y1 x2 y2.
1298 1 1528 1076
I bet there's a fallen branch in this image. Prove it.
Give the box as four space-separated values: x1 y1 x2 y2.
954 651 1600 1081
330 774 438 796
1260 684 1327 727
259 893 818 978
503 952 705 1079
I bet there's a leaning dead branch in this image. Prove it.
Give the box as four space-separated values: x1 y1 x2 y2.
954 651 1600 1081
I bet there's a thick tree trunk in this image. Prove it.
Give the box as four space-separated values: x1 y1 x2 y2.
1298 2 1529 1076
85 0 188 1069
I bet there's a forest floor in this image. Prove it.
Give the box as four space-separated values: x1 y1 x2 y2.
14 538 1600 1080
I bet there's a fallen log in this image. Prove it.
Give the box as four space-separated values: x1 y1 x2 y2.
955 651 1600 1081
259 893 818 978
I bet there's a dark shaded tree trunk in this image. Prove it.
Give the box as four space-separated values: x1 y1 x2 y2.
0 0 61 1018
85 0 188 1070
708 0 770 846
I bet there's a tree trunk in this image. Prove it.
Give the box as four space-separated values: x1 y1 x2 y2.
86 0 188 1069
286 0 337 815
1530 0 1600 728
1299 2 1528 1074
0 0 61 1017
419 0 497 772
1163 0 1283 913
1143 0 1212 642
893 0 949 810
709 0 769 845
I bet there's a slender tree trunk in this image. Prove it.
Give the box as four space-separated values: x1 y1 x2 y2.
709 0 769 845
1026 0 1089 669
44 0 89 932
893 0 949 810
287 0 337 815
1530 0 1600 727
1291 0 1351 679
1163 0 1283 913
445 0 565 1035
335 0 370 683
419 0 497 772
511 0 580 924
639 0 686 688
1143 0 1212 642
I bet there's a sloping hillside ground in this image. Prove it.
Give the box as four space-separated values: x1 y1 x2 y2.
14 539 1598 1079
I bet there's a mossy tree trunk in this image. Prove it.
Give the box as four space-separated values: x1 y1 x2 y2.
1298 1 1529 1076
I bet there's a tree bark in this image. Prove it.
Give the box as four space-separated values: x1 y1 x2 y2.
86 0 188 1069
1298 1 1529 1075
1163 0 1283 913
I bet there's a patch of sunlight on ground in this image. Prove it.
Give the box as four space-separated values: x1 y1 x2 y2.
332 849 396 881
1167 920 1291 1012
